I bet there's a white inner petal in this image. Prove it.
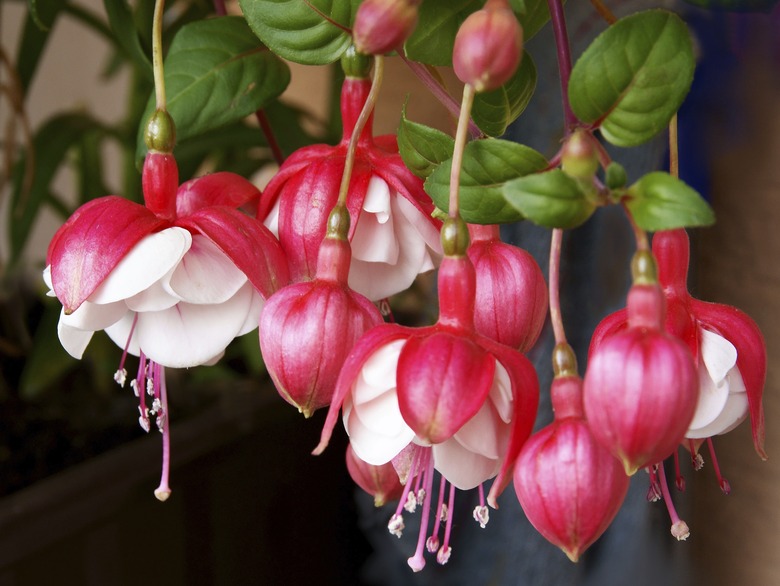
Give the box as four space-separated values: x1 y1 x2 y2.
351 177 399 265
89 227 192 305
60 299 127 331
58 320 96 360
687 359 730 431
700 328 738 384
167 235 247 304
687 392 749 439
433 440 499 491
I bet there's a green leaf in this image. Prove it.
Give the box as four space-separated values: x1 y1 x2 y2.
397 109 455 179
135 16 291 164
568 10 695 147
472 52 536 137
425 139 547 224
16 2 64 95
10 114 107 264
103 0 153 79
405 0 480 66
509 0 552 40
682 0 779 10
624 172 715 231
504 169 596 229
239 0 360 65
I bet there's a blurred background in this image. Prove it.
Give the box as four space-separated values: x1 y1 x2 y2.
1 0 779 584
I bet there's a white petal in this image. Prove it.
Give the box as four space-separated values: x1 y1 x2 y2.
351 181 399 265
60 299 128 331
263 198 280 237
125 276 181 312
687 359 730 431
43 266 56 296
395 195 442 255
236 291 264 336
347 397 414 466
104 312 140 356
700 328 738 384
355 339 404 399
90 227 192 304
168 235 247 304
489 362 513 423
451 403 503 459
57 319 96 359
433 440 499 490
107 282 255 368
687 392 749 439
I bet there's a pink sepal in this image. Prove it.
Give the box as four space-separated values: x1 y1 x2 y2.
48 196 166 313
176 172 262 216
396 331 496 444
177 206 289 298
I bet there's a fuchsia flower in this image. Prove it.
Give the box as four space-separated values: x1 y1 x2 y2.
467 224 548 351
258 73 441 302
44 138 288 499
259 208 383 417
314 224 539 571
584 252 699 475
346 443 404 507
514 367 629 562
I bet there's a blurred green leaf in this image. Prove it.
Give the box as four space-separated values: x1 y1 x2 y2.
405 0 479 66
472 52 536 137
504 169 596 229
398 109 455 179
103 0 153 79
625 172 715 230
17 1 64 95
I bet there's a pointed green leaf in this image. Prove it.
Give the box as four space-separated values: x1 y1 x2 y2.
135 16 291 163
509 0 552 40
398 110 455 179
504 169 596 229
239 0 360 65
472 52 536 137
10 114 107 264
425 139 547 224
568 10 695 147
625 172 715 231
17 2 64 95
103 0 153 79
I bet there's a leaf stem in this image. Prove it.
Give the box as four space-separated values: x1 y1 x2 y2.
255 109 285 166
336 55 384 207
152 0 166 111
669 113 679 179
448 83 475 219
589 0 617 24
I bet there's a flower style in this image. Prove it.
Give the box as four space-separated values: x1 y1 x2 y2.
467 224 548 351
258 72 441 301
259 208 383 417
314 237 539 571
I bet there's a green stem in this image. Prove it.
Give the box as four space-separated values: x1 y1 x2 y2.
152 0 166 110
335 55 384 207
448 83 475 219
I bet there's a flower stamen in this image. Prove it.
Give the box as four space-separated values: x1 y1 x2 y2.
706 437 731 495
656 463 690 541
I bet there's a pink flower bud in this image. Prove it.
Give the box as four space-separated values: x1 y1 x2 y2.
452 0 523 92
353 0 420 55
346 443 404 506
259 236 383 417
467 224 547 351
584 283 698 475
515 376 629 562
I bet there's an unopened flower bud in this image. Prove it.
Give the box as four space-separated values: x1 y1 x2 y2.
561 130 599 180
353 0 420 55
453 0 522 92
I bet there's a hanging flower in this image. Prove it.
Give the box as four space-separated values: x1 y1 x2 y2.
584 251 698 475
259 207 383 417
314 222 539 570
467 224 547 351
514 364 629 562
258 63 441 302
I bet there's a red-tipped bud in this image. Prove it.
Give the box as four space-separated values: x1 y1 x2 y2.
259 237 383 417
453 0 522 92
515 376 630 562
584 284 698 475
346 444 404 507
468 224 547 351
353 0 420 55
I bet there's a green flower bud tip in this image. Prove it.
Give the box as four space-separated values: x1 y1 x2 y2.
631 250 658 285
341 45 373 79
440 216 470 256
605 162 628 190
145 109 176 153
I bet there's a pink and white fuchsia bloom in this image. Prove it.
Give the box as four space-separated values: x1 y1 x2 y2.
258 75 441 302
315 250 539 571
44 151 288 499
